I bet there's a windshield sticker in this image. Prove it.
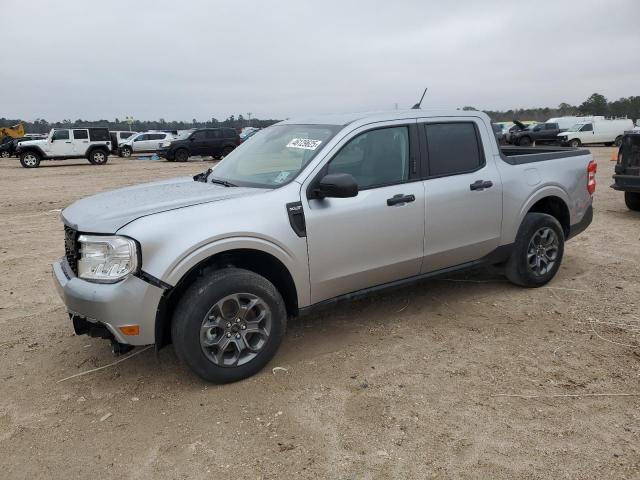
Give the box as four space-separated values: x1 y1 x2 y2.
286 138 322 150
273 171 291 184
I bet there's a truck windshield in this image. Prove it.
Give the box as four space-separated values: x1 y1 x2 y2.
207 124 341 188
567 123 586 132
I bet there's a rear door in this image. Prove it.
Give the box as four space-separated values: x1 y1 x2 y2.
304 122 425 303
205 129 222 156
72 129 90 155
420 118 503 272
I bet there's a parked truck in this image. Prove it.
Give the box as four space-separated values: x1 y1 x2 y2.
53 110 595 383
611 130 640 211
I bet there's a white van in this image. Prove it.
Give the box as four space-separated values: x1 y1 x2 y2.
547 116 603 131
558 118 634 147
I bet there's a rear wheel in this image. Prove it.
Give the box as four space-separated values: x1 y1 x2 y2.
625 192 640 211
20 151 40 168
221 146 234 157
518 136 532 147
505 213 564 287
614 136 623 147
120 146 132 158
1 150 10 158
174 149 189 162
569 139 581 148
88 149 108 165
171 268 287 383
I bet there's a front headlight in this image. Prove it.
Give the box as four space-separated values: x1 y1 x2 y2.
77 235 138 283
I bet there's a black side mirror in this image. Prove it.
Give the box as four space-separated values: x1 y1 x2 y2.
314 173 358 199
50 137 55 142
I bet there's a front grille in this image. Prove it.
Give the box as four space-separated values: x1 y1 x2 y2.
64 225 79 275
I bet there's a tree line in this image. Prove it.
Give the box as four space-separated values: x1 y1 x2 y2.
2 93 638 133
0 114 280 134
467 93 640 123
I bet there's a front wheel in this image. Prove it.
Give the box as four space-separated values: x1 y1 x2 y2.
505 213 565 287
120 146 132 158
569 139 581 148
614 136 623 147
518 137 532 147
625 192 640 211
174 149 189 162
20 151 41 168
0 150 10 158
171 268 287 383
88 149 108 165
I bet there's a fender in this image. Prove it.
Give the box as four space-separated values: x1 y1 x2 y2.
162 235 310 308
18 145 49 159
86 144 110 159
509 185 571 242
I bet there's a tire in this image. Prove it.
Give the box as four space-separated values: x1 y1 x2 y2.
88 149 108 165
625 192 640 211
174 149 189 162
120 146 132 158
221 146 235 157
20 151 41 168
0 150 10 158
569 139 581 148
505 213 565 288
518 136 532 147
614 136 623 147
171 267 287 383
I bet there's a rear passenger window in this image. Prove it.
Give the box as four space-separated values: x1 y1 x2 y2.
425 123 484 177
73 129 88 140
327 126 409 189
148 134 164 140
191 131 207 141
89 129 109 141
206 130 221 139
223 129 236 138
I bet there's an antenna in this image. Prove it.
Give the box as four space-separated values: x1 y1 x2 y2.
411 87 428 109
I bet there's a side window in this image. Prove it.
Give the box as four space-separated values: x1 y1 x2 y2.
224 128 236 138
580 124 593 132
425 122 484 177
546 123 557 130
327 126 409 189
89 129 109 141
134 134 148 142
52 130 70 141
148 134 164 140
73 129 88 140
206 129 221 139
192 131 207 141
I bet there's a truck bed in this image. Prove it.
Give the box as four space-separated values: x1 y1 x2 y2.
500 145 589 165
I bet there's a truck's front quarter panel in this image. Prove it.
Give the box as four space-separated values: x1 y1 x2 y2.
117 182 311 309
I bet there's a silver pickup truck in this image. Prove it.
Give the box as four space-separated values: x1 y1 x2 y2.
53 110 596 383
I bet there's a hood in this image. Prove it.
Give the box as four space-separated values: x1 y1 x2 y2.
62 176 263 233
513 120 528 130
16 138 46 149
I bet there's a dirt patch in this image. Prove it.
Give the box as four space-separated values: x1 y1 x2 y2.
0 150 639 479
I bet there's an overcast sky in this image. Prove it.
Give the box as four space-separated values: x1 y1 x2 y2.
1 0 638 121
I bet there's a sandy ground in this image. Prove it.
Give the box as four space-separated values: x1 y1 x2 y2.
0 148 639 479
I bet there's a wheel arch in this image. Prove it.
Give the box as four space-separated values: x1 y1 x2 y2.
155 247 300 349
86 145 109 158
521 191 571 239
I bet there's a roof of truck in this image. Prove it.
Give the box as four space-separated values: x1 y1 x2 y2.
278 109 489 126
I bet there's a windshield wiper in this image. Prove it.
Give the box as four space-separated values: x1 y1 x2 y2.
209 176 237 187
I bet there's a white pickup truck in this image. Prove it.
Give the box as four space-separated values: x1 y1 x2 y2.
16 127 112 168
53 109 596 383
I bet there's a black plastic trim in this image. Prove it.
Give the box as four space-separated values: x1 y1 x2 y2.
137 270 172 290
286 201 307 237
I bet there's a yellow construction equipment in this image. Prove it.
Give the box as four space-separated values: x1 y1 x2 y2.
0 122 25 140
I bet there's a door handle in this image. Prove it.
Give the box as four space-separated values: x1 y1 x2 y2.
387 194 415 206
65 141 72 143
469 180 493 191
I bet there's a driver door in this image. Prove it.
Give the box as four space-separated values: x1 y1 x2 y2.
303 122 425 304
48 129 72 156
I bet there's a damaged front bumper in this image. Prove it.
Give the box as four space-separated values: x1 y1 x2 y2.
52 258 163 346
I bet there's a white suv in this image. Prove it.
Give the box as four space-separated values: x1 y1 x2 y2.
16 128 112 168
118 131 174 157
